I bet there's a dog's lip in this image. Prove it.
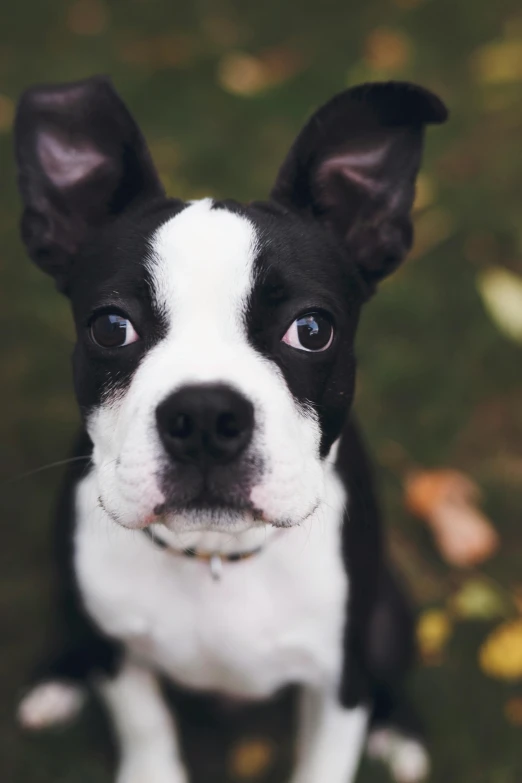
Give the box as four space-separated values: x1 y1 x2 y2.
143 512 160 526
154 492 259 515
152 499 265 523
149 500 319 529
101 493 319 531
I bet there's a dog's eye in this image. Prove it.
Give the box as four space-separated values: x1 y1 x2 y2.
282 312 334 352
90 314 139 348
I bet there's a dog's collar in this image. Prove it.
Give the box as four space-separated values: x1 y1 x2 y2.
142 527 264 581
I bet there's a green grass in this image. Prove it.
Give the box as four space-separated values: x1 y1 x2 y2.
1 0 522 780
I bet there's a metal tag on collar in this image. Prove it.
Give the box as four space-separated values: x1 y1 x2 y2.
210 553 223 581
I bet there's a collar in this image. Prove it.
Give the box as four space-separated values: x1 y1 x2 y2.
142 527 264 581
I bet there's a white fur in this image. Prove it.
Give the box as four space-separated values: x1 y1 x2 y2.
75 462 347 699
17 681 84 729
292 689 368 783
367 728 430 783
73 198 372 781
87 199 324 536
101 659 187 783
75 458 371 782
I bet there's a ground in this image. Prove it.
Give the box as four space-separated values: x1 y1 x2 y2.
1 0 521 780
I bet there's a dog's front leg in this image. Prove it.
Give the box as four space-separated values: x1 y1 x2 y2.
290 686 369 783
100 657 188 783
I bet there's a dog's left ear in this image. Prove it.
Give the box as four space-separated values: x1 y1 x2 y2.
15 76 164 291
271 81 447 293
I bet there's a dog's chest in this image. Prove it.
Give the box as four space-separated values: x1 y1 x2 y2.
74 475 349 698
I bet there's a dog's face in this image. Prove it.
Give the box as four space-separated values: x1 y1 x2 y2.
15 78 446 533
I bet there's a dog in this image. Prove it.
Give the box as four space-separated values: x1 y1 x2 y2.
14 76 447 783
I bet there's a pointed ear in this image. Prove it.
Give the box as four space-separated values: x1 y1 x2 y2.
271 81 447 293
15 76 164 291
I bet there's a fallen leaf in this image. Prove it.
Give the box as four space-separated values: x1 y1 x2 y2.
477 267 522 344
450 578 509 621
405 470 499 567
473 39 522 84
413 174 436 213
417 609 453 663
504 696 522 726
364 28 411 72
218 47 304 96
229 737 274 779
479 619 522 681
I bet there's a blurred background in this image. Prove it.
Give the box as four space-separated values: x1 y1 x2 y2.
1 1 522 781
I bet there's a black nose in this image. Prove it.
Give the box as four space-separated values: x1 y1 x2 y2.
156 384 254 466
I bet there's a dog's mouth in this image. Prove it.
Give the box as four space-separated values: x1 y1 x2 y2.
154 494 264 525
98 453 318 533
151 494 319 533
99 486 317 534
154 490 258 517
153 459 264 530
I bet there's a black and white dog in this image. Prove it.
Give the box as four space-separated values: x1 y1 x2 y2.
15 77 446 783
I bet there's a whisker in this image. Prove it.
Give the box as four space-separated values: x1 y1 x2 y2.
1 455 92 486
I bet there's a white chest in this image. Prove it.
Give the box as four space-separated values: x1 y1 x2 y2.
74 474 349 698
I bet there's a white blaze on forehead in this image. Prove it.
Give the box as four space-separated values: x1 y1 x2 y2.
91 196 323 532
148 199 258 342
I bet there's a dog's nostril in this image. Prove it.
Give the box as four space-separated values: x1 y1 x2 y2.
156 384 254 465
216 412 241 439
169 413 192 440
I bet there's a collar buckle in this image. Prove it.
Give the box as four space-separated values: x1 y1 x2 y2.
209 553 224 581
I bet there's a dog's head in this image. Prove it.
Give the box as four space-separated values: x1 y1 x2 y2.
15 77 446 534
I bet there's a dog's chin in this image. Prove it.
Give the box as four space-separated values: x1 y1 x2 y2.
158 506 265 535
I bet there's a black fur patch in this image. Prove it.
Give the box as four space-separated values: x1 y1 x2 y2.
68 198 186 415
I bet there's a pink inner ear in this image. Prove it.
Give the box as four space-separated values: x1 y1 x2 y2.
317 145 391 196
37 130 108 189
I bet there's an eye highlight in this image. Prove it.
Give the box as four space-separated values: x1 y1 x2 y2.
282 312 334 353
90 313 139 349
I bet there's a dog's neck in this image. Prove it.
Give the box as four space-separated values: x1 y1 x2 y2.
145 523 280 558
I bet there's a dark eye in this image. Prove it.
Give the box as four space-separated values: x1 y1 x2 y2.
90 313 139 348
282 312 334 352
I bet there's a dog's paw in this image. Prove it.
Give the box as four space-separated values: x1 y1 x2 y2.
17 681 84 730
117 754 188 783
367 728 430 783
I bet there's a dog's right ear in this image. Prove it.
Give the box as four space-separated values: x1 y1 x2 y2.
15 76 164 291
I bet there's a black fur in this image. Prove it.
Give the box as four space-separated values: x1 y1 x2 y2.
15 75 446 768
31 431 122 686
15 76 165 289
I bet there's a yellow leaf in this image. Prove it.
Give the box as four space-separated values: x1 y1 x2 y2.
450 579 508 620
479 619 522 681
229 737 274 779
477 267 522 344
218 52 270 96
417 609 452 661
413 174 435 213
473 39 522 84
217 48 303 97
364 28 412 73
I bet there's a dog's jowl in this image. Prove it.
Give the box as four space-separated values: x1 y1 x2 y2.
15 77 447 783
